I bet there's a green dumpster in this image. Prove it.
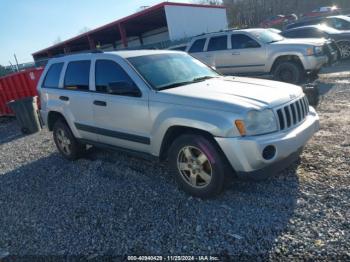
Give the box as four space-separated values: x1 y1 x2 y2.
7 96 42 134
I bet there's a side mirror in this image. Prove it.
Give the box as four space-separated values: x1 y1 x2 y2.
107 81 141 97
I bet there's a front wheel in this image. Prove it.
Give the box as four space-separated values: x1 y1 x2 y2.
53 120 85 160
168 134 227 198
273 61 304 84
337 41 350 59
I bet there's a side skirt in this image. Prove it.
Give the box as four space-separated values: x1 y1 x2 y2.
78 138 159 162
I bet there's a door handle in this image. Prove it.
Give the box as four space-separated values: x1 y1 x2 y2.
59 96 69 101
232 52 240 55
93 100 107 106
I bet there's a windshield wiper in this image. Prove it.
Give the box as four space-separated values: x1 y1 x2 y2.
157 81 195 90
192 76 216 82
157 76 216 91
267 40 280 44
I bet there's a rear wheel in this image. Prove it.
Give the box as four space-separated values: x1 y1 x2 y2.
273 61 304 84
53 120 85 160
337 41 350 59
168 134 226 198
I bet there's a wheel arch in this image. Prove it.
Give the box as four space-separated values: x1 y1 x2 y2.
47 111 67 131
159 125 226 162
270 55 305 73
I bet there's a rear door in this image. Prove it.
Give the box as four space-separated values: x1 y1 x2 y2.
60 60 96 141
228 33 267 74
205 34 232 74
91 56 151 153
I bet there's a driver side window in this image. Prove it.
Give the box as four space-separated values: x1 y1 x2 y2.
231 34 261 49
95 60 137 94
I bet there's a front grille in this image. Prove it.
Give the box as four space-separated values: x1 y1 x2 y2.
276 96 309 130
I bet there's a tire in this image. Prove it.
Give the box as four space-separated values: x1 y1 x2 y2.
337 41 350 60
53 120 85 160
168 134 227 198
273 61 304 84
303 86 320 107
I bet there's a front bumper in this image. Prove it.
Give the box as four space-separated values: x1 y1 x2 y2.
328 50 340 64
302 55 328 71
215 107 320 178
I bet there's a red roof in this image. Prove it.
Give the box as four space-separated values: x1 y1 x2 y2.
32 2 226 57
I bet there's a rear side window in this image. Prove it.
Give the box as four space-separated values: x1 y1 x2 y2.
207 36 227 51
189 39 206 53
64 60 90 90
95 60 134 93
231 34 260 49
43 63 63 88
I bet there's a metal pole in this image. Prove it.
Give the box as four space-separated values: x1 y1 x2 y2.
8 61 15 72
14 54 19 71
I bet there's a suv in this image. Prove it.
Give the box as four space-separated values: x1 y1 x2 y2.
185 28 329 83
38 50 320 198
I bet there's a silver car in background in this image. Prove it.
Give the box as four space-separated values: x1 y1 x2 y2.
185 28 332 83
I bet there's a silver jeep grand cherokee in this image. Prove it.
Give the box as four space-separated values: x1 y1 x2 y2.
38 50 319 198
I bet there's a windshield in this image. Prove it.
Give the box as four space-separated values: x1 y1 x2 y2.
128 53 219 90
251 29 284 43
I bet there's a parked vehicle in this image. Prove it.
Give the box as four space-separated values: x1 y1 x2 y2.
286 15 350 31
185 29 329 84
260 14 298 29
302 6 340 19
281 25 348 59
38 50 319 197
260 15 286 28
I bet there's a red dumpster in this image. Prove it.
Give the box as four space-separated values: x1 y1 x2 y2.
0 67 44 116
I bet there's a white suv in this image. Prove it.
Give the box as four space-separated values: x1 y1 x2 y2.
38 50 319 197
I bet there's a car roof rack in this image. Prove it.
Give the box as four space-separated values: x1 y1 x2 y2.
51 49 104 58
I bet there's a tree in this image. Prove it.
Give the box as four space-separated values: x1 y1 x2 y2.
194 0 222 5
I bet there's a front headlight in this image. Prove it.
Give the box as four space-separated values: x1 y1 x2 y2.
314 46 323 56
235 109 278 136
306 46 323 56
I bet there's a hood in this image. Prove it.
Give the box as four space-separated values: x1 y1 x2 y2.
154 77 303 112
275 38 327 46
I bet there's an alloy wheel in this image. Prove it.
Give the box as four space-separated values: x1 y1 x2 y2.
56 128 72 155
339 42 350 59
177 146 212 188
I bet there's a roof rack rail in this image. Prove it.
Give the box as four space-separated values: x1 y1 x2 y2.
50 49 104 59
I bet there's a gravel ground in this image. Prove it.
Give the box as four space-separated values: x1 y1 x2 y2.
0 64 349 260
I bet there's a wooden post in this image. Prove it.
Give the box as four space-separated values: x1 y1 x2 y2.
118 23 128 48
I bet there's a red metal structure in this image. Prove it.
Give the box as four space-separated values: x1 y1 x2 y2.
32 2 226 63
0 68 43 116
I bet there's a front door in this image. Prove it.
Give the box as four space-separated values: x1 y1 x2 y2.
228 34 267 74
91 58 151 153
